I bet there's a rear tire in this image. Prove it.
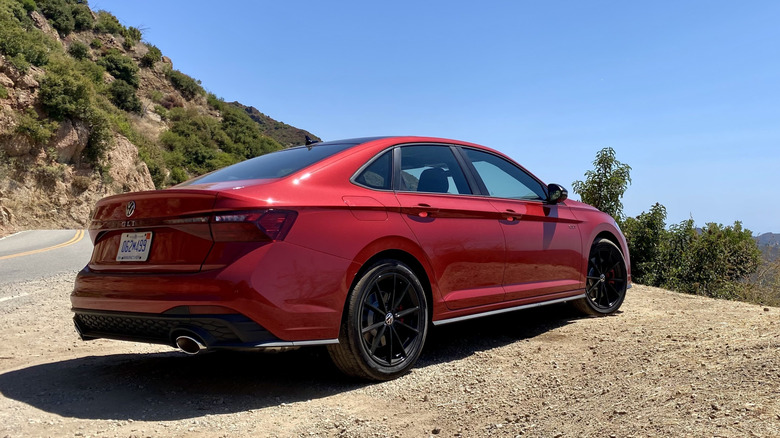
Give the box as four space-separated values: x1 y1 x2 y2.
328 260 429 381
573 239 628 316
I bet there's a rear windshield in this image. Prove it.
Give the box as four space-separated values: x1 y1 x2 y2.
180 142 359 185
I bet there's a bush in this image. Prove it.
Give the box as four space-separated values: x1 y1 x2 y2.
39 60 93 120
140 44 161 67
68 41 89 59
147 89 163 102
123 26 141 42
38 0 75 35
0 0 56 70
165 68 204 100
160 93 183 109
153 104 167 120
0 84 7 99
94 10 123 35
36 164 64 187
71 174 92 193
623 204 762 300
17 0 36 13
71 3 93 31
90 38 102 49
83 105 111 164
16 108 58 144
98 49 139 87
108 79 141 113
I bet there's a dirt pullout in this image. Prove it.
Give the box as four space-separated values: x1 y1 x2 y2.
0 275 778 438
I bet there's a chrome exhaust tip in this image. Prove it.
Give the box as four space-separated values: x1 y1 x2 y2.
175 335 204 355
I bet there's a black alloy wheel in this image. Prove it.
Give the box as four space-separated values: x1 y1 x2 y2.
328 260 428 381
574 239 628 316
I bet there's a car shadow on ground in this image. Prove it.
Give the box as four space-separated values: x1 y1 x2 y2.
0 303 596 421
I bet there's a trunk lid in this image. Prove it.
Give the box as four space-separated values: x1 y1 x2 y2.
88 190 218 273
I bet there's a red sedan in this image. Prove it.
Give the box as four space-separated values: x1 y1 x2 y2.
72 136 631 380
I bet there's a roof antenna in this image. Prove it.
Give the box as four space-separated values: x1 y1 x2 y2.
305 135 318 150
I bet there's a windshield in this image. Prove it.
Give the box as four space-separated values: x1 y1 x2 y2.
180 141 362 185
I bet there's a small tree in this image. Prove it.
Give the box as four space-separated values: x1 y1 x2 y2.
621 203 667 285
572 147 632 221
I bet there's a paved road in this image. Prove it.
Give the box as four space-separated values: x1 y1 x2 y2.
0 230 93 290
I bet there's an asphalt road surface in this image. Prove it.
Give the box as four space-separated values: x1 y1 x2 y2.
0 230 92 290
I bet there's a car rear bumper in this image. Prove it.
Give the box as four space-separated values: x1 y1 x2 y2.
71 241 354 344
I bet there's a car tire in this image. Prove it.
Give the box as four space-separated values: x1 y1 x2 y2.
573 238 628 316
327 259 429 381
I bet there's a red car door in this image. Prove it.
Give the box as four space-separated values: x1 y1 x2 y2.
460 148 584 301
393 144 506 310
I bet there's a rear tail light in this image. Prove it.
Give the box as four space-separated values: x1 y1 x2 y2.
210 209 298 242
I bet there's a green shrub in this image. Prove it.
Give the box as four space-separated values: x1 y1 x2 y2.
39 60 93 120
123 26 141 42
0 84 7 99
148 89 163 102
76 58 104 84
38 0 75 35
140 44 161 68
7 53 30 71
0 0 56 70
153 104 167 120
90 38 102 48
165 68 204 100
17 0 36 13
98 49 139 87
83 105 111 163
94 10 123 35
71 3 93 31
108 79 141 113
169 166 187 185
16 108 58 144
67 41 89 59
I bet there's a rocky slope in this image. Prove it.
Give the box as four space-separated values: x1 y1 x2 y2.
0 1 317 236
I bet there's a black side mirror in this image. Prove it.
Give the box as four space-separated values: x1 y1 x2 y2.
547 183 568 204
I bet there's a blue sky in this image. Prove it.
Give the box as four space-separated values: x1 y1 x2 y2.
95 1 780 234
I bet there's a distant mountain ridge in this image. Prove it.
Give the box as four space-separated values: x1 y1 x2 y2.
757 232 780 261
230 102 319 147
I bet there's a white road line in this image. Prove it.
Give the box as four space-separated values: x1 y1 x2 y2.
0 293 30 303
0 231 27 241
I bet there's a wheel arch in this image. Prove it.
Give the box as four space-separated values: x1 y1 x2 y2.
347 249 433 321
585 226 632 282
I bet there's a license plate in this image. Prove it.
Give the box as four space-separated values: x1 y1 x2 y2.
116 232 153 261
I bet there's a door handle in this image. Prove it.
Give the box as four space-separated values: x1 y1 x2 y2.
504 209 521 221
405 204 439 218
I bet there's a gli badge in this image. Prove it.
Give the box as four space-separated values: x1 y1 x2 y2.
125 200 136 218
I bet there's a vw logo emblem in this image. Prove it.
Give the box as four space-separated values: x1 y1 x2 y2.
125 200 136 217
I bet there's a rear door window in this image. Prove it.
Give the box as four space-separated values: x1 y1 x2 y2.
398 145 472 195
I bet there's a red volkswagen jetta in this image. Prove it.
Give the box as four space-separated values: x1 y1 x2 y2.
72 136 630 380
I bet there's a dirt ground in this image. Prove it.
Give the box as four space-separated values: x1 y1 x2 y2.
0 273 778 438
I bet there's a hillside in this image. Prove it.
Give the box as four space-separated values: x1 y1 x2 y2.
758 232 780 261
0 0 318 236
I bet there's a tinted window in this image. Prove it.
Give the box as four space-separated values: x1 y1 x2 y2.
354 150 392 190
181 142 359 185
399 145 472 195
463 149 546 200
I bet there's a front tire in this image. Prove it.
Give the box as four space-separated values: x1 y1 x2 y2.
328 260 429 381
573 238 628 316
